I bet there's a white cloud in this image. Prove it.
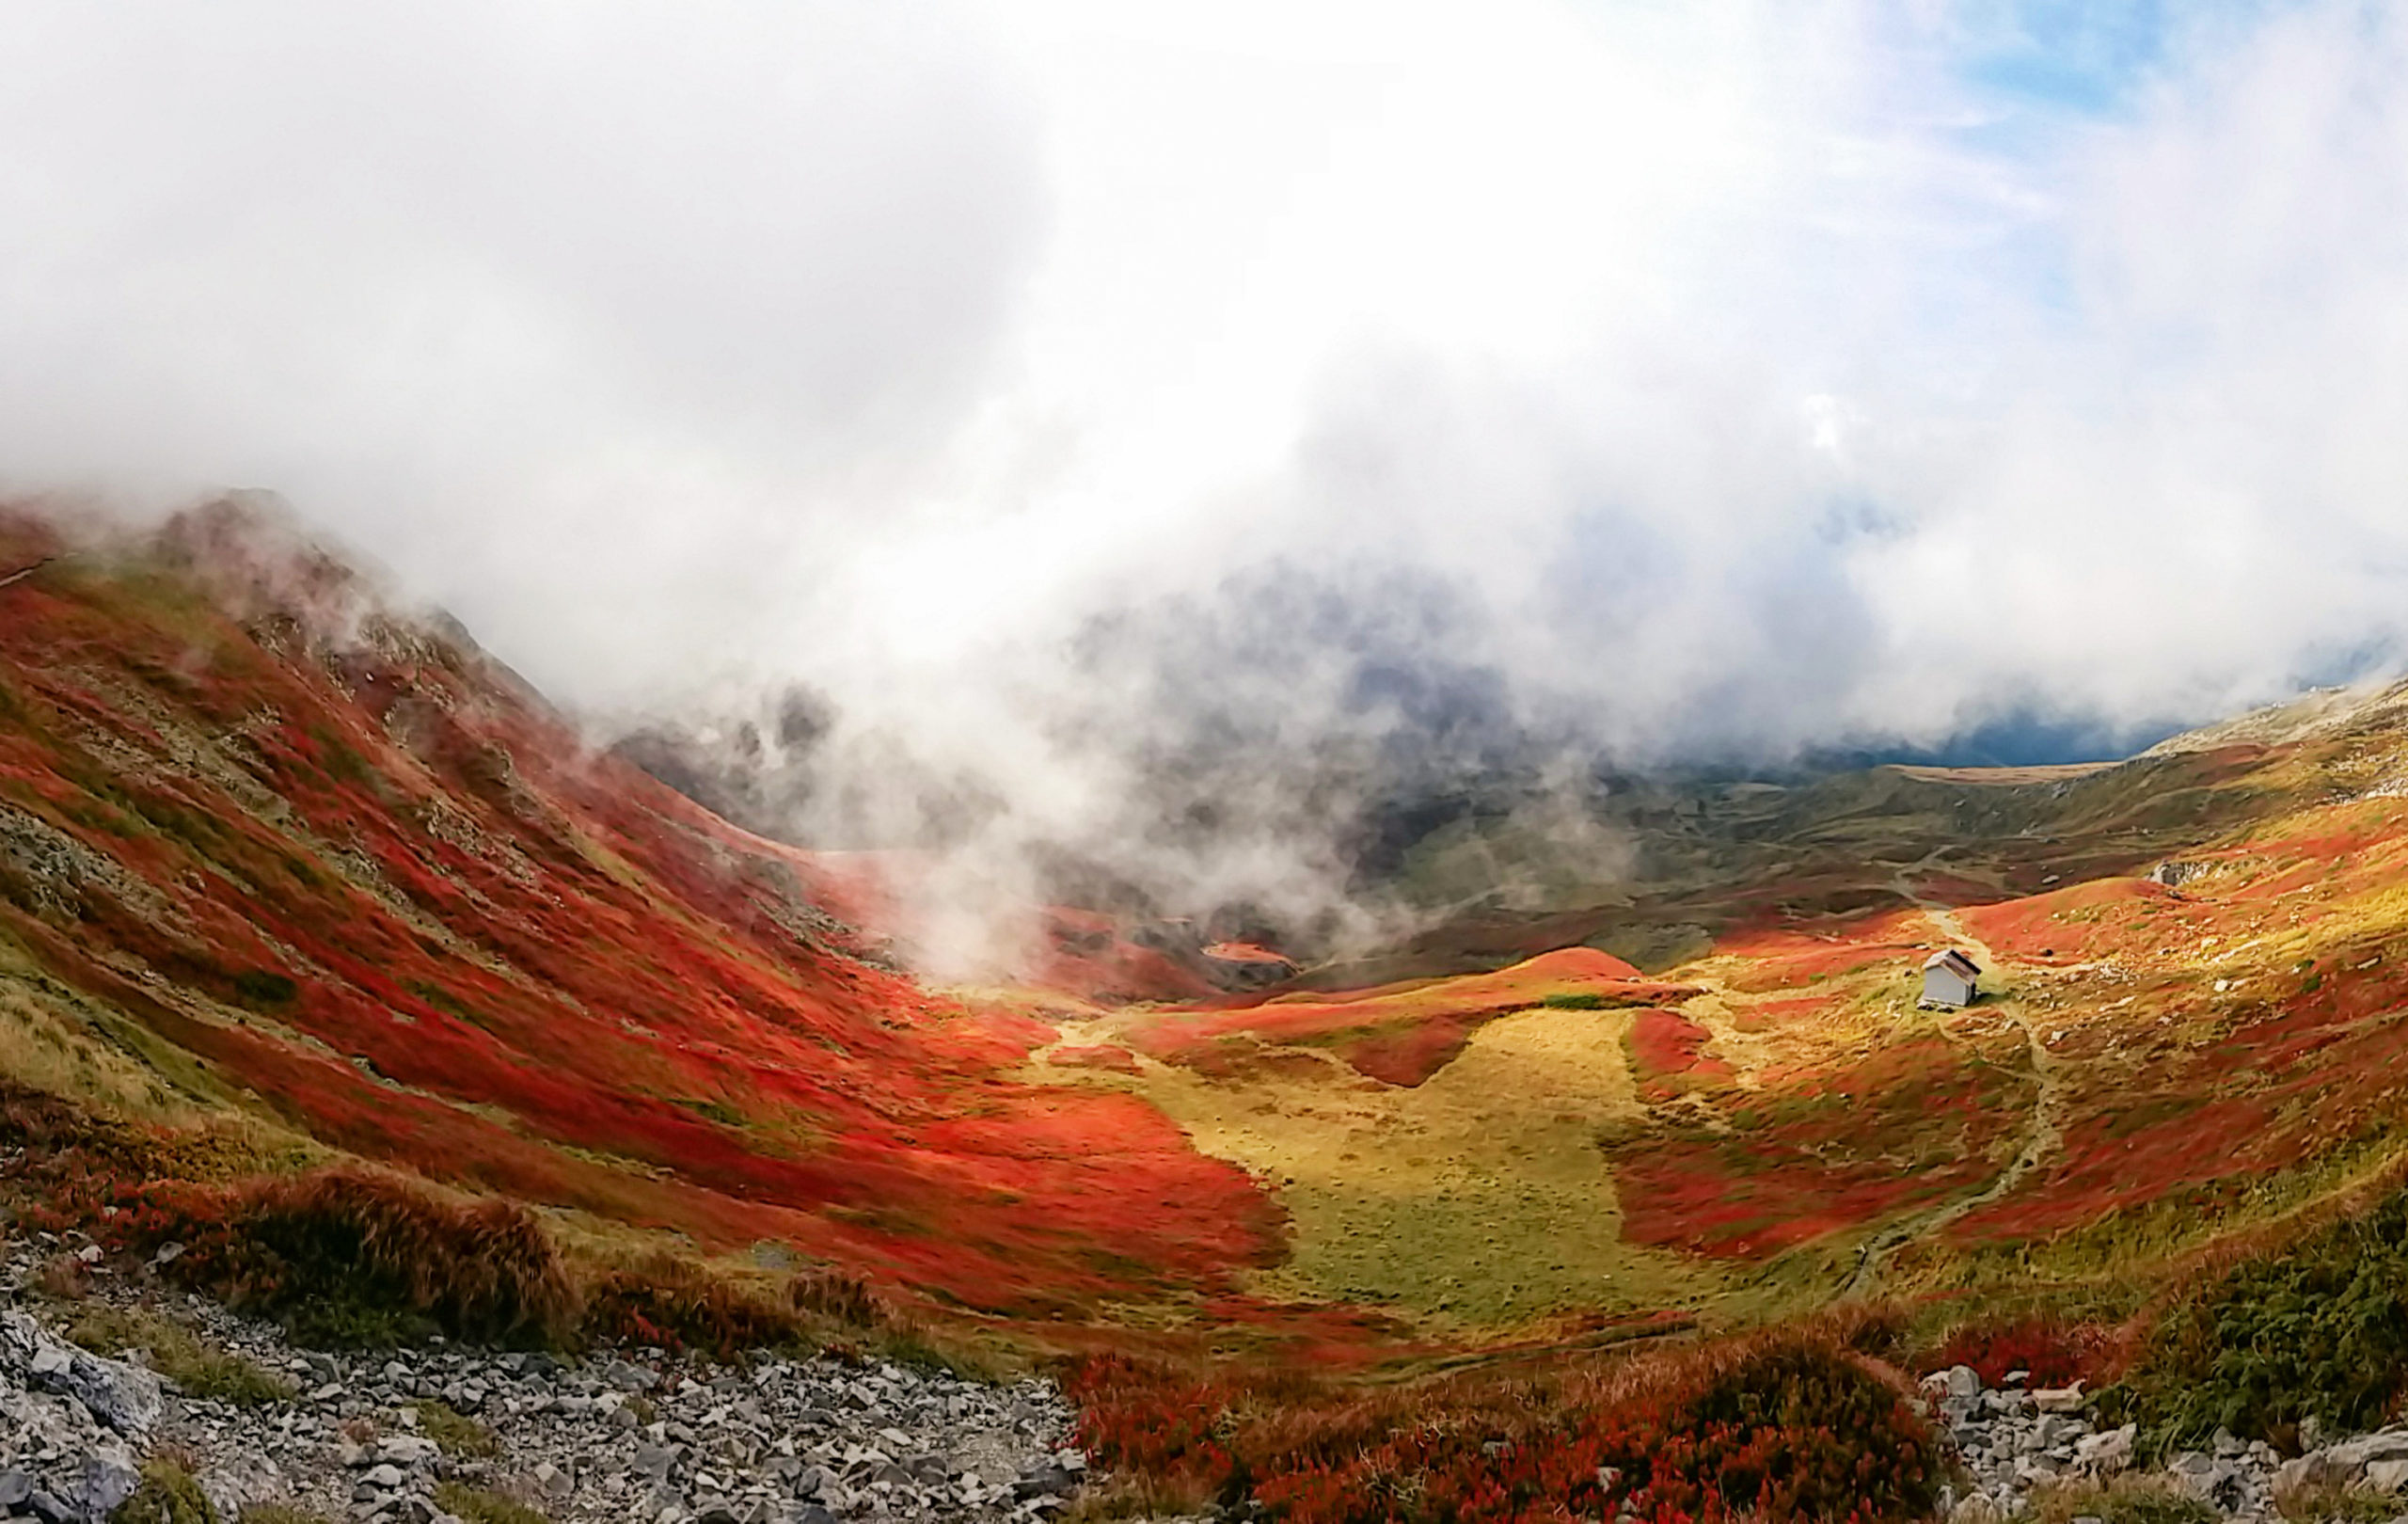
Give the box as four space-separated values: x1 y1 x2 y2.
8 1 2408 950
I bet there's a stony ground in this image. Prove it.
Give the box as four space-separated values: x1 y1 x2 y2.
20 1221 2408 1524
0 1235 1108 1524
1932 1360 2408 1522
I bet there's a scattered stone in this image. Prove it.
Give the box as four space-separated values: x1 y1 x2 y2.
0 1244 1085 1524
1920 1360 2408 1523
1927 1362 2288 1521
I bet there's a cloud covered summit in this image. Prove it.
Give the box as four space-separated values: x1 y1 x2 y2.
8 1 2408 962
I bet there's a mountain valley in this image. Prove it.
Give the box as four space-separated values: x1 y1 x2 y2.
10 505 2408 1522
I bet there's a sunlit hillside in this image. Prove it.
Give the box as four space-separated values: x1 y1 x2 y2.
21 509 2408 1522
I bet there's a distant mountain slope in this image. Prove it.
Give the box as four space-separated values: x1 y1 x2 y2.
1060 695 2408 1324
2138 675 2408 757
0 503 1279 1319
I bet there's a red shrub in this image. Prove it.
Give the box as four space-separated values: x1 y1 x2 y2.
1067 1331 1941 1524
1065 1355 1243 1503
1925 1317 2117 1390
1627 1010 1733 1101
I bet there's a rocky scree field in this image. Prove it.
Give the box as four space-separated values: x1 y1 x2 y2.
0 1230 1095 1524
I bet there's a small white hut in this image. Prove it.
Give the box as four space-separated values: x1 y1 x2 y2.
1921 949 1981 1009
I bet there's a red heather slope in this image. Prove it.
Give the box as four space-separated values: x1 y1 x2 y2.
1125 946 1695 1087
0 506 1280 1317
1578 707 2408 1277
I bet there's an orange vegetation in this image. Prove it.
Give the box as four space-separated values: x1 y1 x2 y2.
1123 948 1686 1087
1711 911 1929 992
1067 1313 1941 1524
1615 1035 2032 1259
0 507 1279 1319
1626 1009 1732 1102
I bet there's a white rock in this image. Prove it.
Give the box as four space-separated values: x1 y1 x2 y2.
2074 1424 2135 1476
198 1452 284 1521
2275 1453 2338 1496
2030 1382 2085 1414
1949 1494 2006 1524
2330 1432 2408 1471
2368 1458 2408 1494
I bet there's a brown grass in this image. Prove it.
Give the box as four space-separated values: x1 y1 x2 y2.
50 1163 585 1349
231 1166 578 1345
1058 1473 1221 1522
581 1250 830 1359
32 1250 90 1300
2273 1478 2402 1524
2023 1476 2217 1524
790 1263 883 1326
431 1482 551 1524
60 1303 294 1405
0 1074 920 1359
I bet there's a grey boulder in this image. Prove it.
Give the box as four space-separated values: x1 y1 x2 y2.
0 1310 164 1438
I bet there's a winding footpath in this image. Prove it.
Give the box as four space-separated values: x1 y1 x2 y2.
1842 866 2067 1298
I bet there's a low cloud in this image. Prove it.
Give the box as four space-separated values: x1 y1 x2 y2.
8 2 2408 971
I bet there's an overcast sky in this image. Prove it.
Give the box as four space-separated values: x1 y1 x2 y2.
8 3 2408 915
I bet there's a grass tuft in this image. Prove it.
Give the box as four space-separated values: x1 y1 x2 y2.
412 1398 499 1457
63 1304 294 1405
110 1457 218 1524
89 1165 579 1348
579 1252 898 1363
229 1167 578 1347
2272 1479 2401 1524
430 1483 550 1524
2024 1476 2217 1524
